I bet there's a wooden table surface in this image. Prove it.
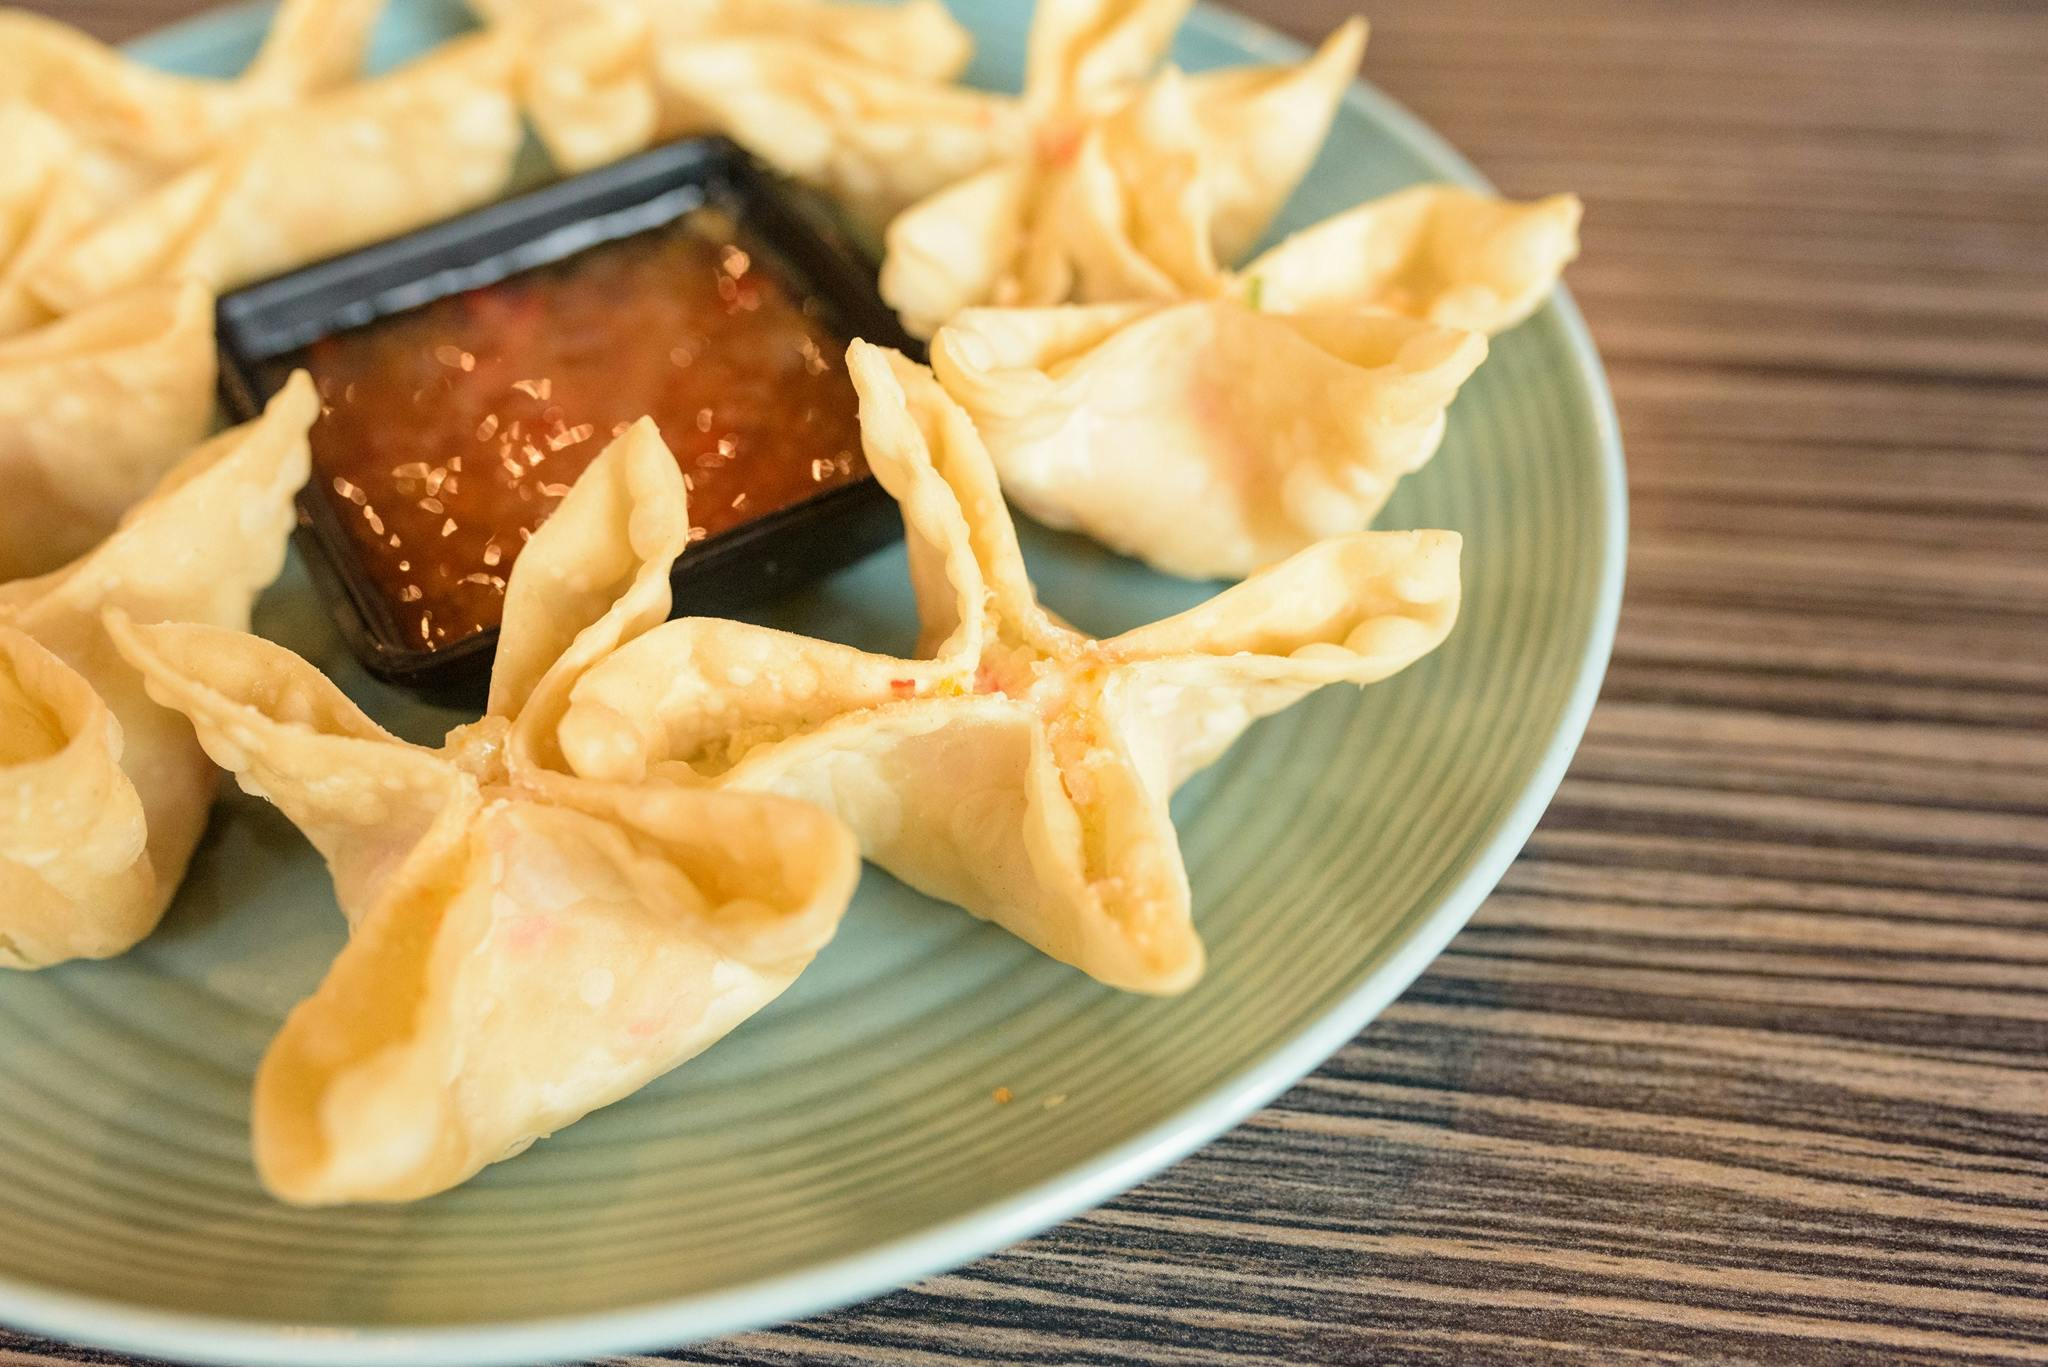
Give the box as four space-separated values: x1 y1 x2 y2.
6 1 2047 1364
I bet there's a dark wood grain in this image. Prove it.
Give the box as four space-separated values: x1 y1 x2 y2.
6 0 2048 1363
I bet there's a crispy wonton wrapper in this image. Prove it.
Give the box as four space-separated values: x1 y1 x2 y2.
558 342 1460 995
652 33 1022 231
0 0 384 196
510 0 989 194
1023 0 1196 118
0 374 313 971
932 300 1488 579
31 34 525 316
0 1 382 336
111 421 860 1206
0 280 217 581
0 105 109 337
1240 185 1585 336
880 16 1365 337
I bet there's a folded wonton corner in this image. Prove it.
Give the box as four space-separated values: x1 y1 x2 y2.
0 279 217 581
652 27 1021 231
880 12 1367 337
932 299 1488 579
29 32 525 317
0 0 385 338
1240 184 1585 337
507 0 1011 230
1022 0 1198 120
557 341 1462 996
110 419 861 1205
880 1 1583 354
0 0 384 197
0 372 315 971
0 104 113 338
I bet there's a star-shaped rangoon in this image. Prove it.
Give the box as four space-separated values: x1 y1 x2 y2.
931 298 1490 580
500 0 1017 229
916 181 1581 584
0 0 381 204
0 279 215 580
31 33 525 317
881 0 1369 336
0 372 312 970
110 421 860 1206
876 0 1584 347
556 342 1461 995
0 0 383 336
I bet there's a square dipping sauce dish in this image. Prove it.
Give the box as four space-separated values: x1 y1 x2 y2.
217 137 919 701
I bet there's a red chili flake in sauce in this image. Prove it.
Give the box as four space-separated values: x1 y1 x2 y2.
889 678 917 698
304 209 867 651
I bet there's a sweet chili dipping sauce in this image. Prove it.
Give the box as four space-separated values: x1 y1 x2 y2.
305 207 867 651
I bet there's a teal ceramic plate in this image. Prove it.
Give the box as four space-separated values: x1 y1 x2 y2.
0 3 1624 1363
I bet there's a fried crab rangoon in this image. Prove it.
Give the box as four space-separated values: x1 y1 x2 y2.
911 41 1582 582
0 0 384 339
0 279 215 580
932 299 1489 580
557 342 1461 996
109 421 861 1206
0 0 384 206
30 33 526 316
878 0 1580 347
501 0 1017 228
881 4 1368 337
0 373 314 971
0 9 519 568
917 188 1581 580
1238 184 1585 337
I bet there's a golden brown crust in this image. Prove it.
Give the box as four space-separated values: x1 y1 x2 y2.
881 18 1366 337
934 300 1487 578
111 421 860 1205
0 375 313 969
562 343 1460 996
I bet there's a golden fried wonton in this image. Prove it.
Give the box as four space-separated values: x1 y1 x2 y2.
111 420 860 1205
932 299 1488 579
880 14 1365 336
1241 185 1585 336
31 33 525 316
557 342 1461 995
0 374 314 970
506 0 1005 226
0 280 217 582
0 0 384 196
